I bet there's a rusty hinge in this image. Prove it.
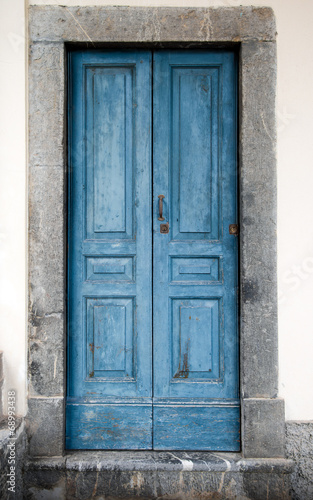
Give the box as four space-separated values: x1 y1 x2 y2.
229 224 239 236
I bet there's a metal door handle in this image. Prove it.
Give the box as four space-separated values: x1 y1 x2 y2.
158 195 165 221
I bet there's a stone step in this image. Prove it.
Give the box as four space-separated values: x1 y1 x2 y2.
24 451 293 499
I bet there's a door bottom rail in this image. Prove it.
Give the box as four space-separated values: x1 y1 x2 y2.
65 399 240 451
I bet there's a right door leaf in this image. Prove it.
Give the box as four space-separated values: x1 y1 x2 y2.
153 50 240 451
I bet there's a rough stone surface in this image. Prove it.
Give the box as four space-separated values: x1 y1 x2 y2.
210 6 276 42
29 166 65 317
29 313 64 397
23 453 292 499
28 43 64 167
26 398 64 457
66 451 242 472
242 399 285 458
286 421 313 500
0 420 26 500
239 41 278 400
27 4 282 462
29 6 276 44
24 469 66 500
242 471 291 500
28 188 65 405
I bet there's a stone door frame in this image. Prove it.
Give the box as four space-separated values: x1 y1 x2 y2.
27 5 285 458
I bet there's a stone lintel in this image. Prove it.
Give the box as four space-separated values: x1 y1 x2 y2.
29 5 276 44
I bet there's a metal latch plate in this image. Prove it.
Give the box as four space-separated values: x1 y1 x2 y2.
160 223 169 234
229 224 239 235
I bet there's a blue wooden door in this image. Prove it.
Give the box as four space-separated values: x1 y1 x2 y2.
152 51 239 450
66 51 153 449
67 50 239 451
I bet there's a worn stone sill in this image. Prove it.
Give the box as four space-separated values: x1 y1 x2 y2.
25 451 293 474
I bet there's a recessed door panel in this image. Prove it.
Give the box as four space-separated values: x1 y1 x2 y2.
86 298 134 380
85 256 135 282
170 257 220 283
85 66 134 239
171 66 220 240
171 299 220 381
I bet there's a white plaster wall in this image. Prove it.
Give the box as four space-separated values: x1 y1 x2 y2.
0 0 26 416
1 0 312 419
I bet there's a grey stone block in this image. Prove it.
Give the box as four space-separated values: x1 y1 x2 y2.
242 471 291 500
242 398 285 458
210 6 276 42
286 421 313 500
26 398 64 457
29 5 276 43
28 166 65 316
239 41 278 399
29 313 64 397
28 165 65 402
23 453 293 499
65 450 242 472
28 43 64 167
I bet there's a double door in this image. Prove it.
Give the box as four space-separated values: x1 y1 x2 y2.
66 50 239 450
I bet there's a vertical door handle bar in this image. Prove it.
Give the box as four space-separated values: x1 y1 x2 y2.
158 195 165 221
